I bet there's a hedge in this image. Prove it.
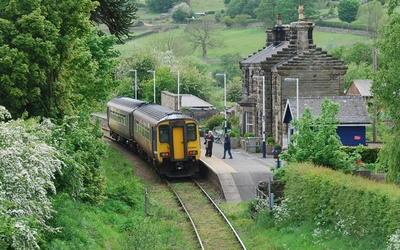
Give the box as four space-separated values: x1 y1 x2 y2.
282 163 400 239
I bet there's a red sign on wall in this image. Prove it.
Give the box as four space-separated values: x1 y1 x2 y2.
354 135 361 140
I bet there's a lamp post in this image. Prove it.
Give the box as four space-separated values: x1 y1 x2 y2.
147 70 156 103
171 70 180 111
284 78 299 120
252 75 266 158
129 69 137 99
216 73 227 134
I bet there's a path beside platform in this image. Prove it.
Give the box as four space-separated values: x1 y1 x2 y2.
200 141 278 202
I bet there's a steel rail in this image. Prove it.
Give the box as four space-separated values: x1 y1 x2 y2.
193 180 247 250
166 180 205 250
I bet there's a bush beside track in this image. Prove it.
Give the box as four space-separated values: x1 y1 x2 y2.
281 163 400 241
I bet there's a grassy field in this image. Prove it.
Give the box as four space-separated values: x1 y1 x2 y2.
115 25 369 60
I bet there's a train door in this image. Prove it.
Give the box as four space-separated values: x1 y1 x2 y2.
171 123 185 160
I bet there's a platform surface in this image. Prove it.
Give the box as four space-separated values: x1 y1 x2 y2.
200 141 277 202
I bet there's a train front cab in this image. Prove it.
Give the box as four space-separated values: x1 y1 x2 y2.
156 119 200 177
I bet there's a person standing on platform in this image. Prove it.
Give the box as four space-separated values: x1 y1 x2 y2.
204 131 214 157
222 133 233 159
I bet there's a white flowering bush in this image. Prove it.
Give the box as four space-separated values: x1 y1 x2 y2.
0 118 63 249
387 229 400 250
0 105 11 121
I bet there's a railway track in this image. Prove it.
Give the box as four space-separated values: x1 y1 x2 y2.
167 179 247 250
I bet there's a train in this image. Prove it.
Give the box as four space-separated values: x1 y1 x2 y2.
106 97 201 177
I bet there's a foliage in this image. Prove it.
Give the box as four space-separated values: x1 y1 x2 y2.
205 114 224 132
227 76 242 102
266 136 275 145
337 0 360 23
356 0 386 36
373 12 400 183
91 0 138 43
0 0 119 119
254 0 277 25
171 2 192 23
274 0 320 23
214 53 243 81
145 0 179 13
0 116 63 249
185 20 224 59
49 113 107 204
280 98 360 173
330 42 374 66
244 132 255 137
279 162 400 245
226 0 260 18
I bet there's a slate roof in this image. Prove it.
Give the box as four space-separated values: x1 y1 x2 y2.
283 96 371 125
181 94 214 109
346 79 372 97
241 42 289 64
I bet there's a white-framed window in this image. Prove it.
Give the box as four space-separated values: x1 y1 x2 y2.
245 111 253 134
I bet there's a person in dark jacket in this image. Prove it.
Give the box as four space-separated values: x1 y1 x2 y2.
222 133 233 159
204 131 214 157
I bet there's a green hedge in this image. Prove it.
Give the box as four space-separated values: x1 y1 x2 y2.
341 146 380 164
283 163 400 240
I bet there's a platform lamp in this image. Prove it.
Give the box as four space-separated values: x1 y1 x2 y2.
252 75 266 158
129 69 137 99
171 70 180 111
147 70 156 103
215 73 227 134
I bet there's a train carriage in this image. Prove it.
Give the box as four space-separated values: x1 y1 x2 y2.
107 97 201 177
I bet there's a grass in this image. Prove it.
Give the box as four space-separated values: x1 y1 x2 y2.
44 146 196 249
116 25 369 59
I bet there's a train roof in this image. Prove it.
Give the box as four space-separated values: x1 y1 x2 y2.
136 103 193 122
107 97 146 113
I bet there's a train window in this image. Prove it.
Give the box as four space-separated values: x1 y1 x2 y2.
159 125 169 143
187 123 197 141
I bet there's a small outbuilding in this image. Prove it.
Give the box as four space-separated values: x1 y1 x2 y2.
282 96 371 147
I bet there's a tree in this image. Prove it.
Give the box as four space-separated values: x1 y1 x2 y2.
185 20 224 59
0 0 119 119
373 13 400 183
280 98 360 173
0 115 63 249
91 0 138 43
273 0 319 23
171 2 192 23
226 0 261 18
357 1 386 34
337 0 360 23
254 0 277 25
145 0 178 13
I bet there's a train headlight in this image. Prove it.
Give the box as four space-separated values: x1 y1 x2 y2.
188 150 198 156
160 152 170 157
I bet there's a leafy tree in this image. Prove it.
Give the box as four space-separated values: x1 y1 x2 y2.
171 2 192 23
0 0 119 119
343 62 374 90
141 66 175 103
227 76 242 102
273 0 319 23
214 53 243 81
280 98 360 173
373 13 400 183
0 116 63 249
254 0 277 25
185 20 224 59
337 0 360 23
91 0 138 43
357 0 386 36
145 0 178 13
49 114 107 204
226 0 261 18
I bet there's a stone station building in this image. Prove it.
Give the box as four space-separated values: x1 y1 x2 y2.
239 7 348 145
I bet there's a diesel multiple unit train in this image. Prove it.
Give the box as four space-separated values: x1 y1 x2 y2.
107 97 201 177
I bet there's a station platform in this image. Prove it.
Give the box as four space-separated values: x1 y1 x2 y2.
200 141 277 203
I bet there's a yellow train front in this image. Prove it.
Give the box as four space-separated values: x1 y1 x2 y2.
107 97 201 177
